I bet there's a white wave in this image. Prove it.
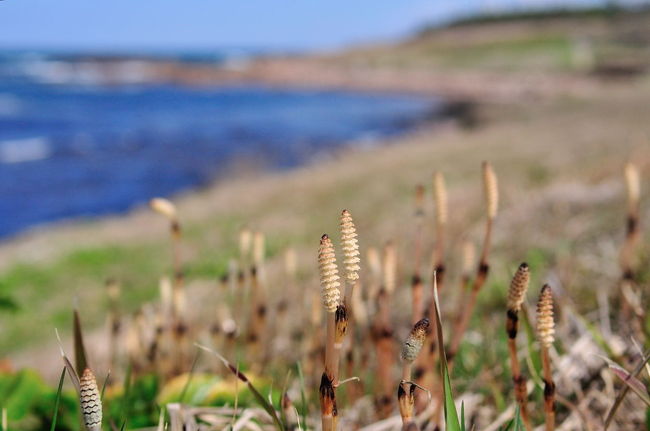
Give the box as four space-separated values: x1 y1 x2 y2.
0 137 51 163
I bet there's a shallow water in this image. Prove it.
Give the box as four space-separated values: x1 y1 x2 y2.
0 57 440 238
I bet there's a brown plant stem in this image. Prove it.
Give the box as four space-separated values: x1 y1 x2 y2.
541 346 555 431
507 336 532 431
448 217 493 366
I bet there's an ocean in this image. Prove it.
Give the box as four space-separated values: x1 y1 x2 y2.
0 51 441 238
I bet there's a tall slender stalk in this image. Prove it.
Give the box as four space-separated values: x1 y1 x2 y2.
505 263 532 431
412 184 425 280
149 197 182 284
318 234 343 431
537 284 556 431
105 278 121 380
149 198 187 374
398 318 430 431
371 287 395 418
619 163 643 333
374 241 397 417
432 171 448 288
449 161 498 363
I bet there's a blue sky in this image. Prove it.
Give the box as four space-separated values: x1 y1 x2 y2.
0 0 618 52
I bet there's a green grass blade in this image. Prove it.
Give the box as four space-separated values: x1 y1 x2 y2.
179 350 202 403
279 370 292 427
296 362 308 429
513 406 524 431
432 274 462 431
49 367 66 431
461 401 465 431
120 362 133 429
101 371 111 401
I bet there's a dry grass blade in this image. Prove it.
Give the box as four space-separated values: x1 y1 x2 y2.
49 367 66 431
195 343 285 431
55 328 80 392
74 309 89 377
156 408 165 431
604 348 650 429
604 359 650 406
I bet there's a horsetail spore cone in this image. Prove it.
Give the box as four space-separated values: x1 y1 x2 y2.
537 285 555 349
401 317 430 383
482 161 499 220
79 368 102 431
340 210 360 285
56 328 103 431
149 197 178 221
433 171 448 227
340 210 360 308
383 241 397 295
507 263 530 314
401 318 430 364
319 234 341 313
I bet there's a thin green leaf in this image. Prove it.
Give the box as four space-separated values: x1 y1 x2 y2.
296 362 308 429
121 362 133 429
279 370 293 427
196 343 285 431
49 367 66 431
101 371 111 401
179 350 202 403
461 401 465 431
432 273 462 431
512 406 524 431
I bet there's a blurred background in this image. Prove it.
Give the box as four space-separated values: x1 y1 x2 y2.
0 0 646 238
1 0 650 429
